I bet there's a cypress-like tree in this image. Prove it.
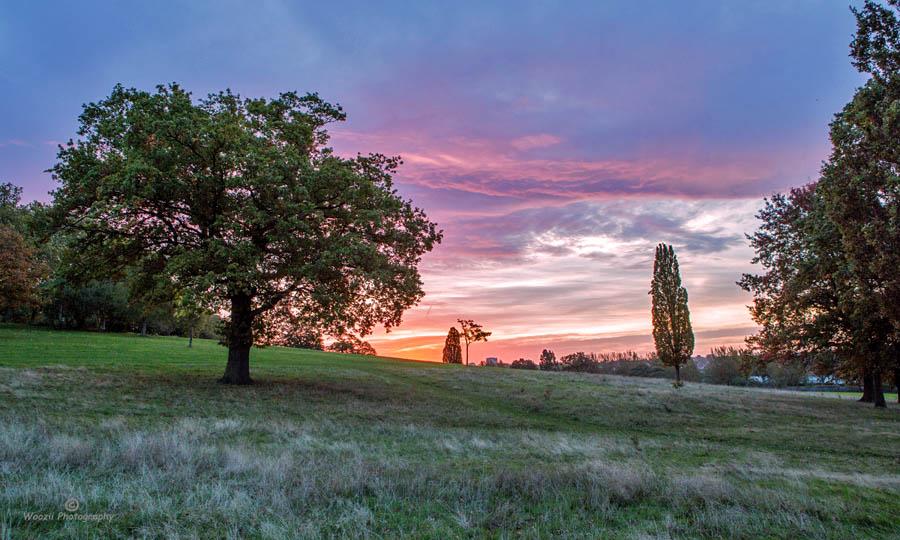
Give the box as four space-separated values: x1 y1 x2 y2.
442 327 462 364
649 243 694 383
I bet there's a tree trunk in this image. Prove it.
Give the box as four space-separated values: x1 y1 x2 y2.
188 327 194 348
873 370 886 408
465 342 469 366
859 371 874 403
674 364 681 383
219 293 254 385
141 322 147 337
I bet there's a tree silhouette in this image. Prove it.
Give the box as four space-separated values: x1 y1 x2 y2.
442 327 462 364
457 319 491 366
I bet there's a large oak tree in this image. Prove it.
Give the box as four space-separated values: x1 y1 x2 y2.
740 1 900 407
51 84 441 384
738 184 892 405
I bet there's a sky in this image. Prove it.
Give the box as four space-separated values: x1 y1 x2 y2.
0 1 869 362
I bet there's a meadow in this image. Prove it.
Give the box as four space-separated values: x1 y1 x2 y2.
1 326 898 539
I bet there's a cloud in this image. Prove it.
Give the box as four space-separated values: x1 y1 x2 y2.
510 133 564 151
362 196 760 362
331 128 817 203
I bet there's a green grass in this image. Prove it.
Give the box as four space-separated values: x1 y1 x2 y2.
1 325 899 539
806 390 899 401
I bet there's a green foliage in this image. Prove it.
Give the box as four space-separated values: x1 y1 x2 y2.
704 347 747 386
0 182 23 230
680 357 702 382
741 2 900 406
278 327 324 350
766 362 808 388
649 243 694 381
50 83 441 381
441 326 462 364
819 3 900 392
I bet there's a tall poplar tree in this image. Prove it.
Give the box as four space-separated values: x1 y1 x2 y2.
442 327 462 364
649 243 694 383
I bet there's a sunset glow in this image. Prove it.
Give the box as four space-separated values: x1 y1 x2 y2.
1 1 868 362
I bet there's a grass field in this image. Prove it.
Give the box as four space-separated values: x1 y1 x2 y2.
1 326 899 539
805 391 899 401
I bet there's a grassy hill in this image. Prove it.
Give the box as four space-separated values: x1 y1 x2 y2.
1 326 898 539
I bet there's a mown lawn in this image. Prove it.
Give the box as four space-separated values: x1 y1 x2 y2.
1 325 899 539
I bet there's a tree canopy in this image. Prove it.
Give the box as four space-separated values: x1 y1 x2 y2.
741 1 900 406
50 83 441 383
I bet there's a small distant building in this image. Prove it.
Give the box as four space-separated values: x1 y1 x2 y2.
485 357 499 366
806 374 844 385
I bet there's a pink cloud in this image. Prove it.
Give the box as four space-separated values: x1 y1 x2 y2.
510 133 564 151
324 127 779 362
329 127 814 202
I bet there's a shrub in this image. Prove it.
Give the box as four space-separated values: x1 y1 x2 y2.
510 358 538 370
705 347 745 385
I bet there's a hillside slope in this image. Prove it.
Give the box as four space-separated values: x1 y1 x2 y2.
1 326 899 539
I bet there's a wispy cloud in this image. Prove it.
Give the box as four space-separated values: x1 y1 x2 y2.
510 133 564 151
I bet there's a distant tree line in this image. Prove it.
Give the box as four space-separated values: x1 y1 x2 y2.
501 347 828 388
507 349 702 382
0 184 220 338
